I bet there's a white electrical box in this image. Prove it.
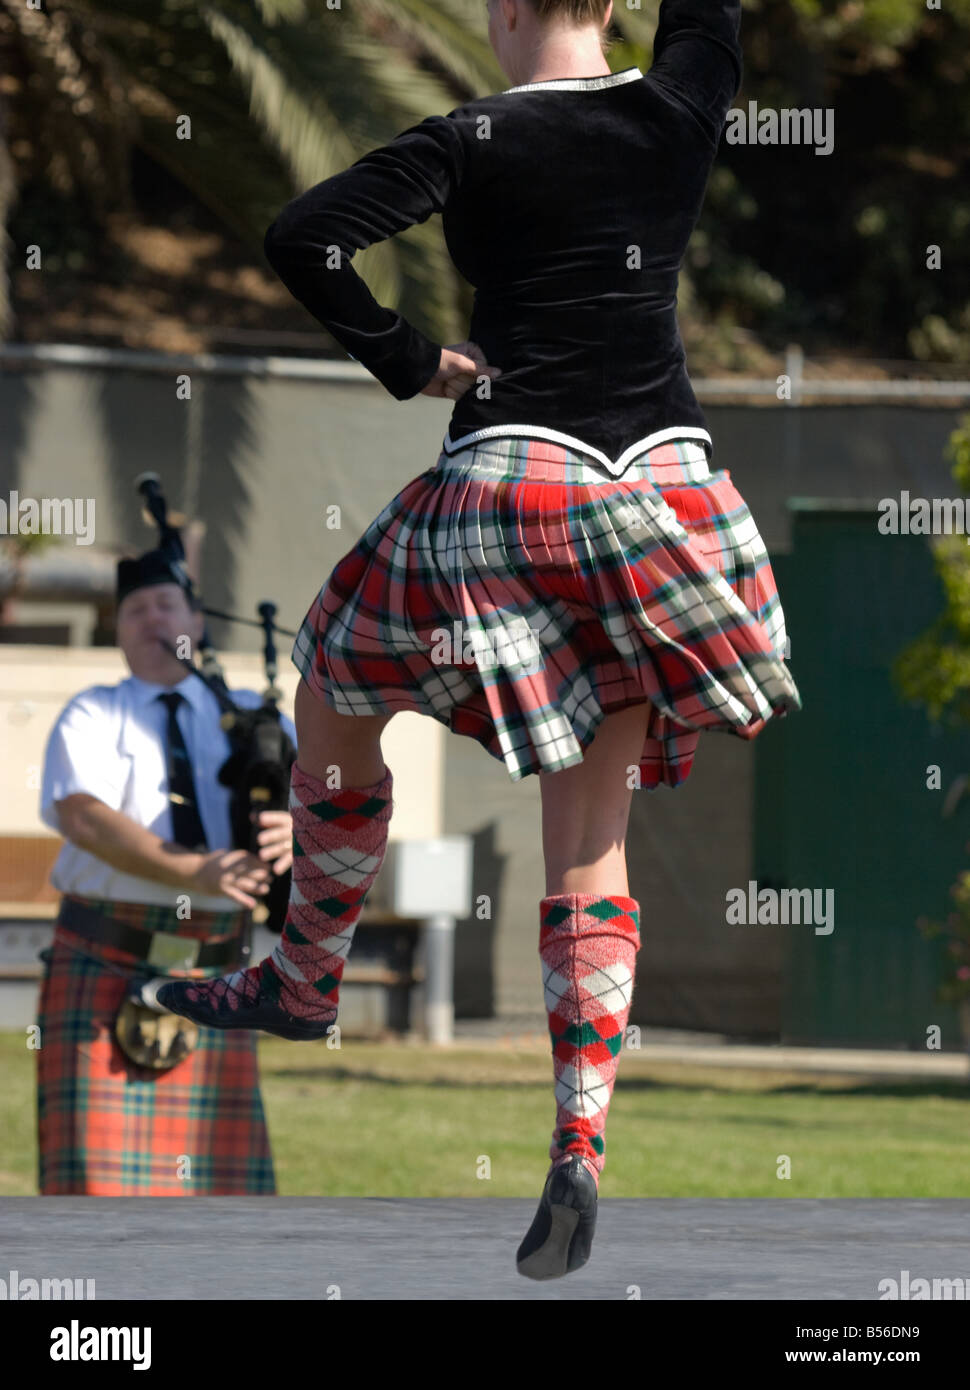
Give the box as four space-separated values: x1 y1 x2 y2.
370 837 473 917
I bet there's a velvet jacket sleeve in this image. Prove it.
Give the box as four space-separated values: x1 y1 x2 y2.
647 0 743 146
263 113 465 400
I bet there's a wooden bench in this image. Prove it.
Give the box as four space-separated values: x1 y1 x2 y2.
0 836 425 1032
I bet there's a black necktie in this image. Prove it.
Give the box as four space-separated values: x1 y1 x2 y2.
157 691 209 851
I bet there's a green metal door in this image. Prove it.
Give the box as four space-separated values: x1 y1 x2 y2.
754 501 966 1048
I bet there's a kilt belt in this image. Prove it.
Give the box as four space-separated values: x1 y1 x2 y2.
55 896 246 1071
58 896 244 971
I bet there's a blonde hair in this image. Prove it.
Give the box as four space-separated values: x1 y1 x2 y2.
527 0 615 50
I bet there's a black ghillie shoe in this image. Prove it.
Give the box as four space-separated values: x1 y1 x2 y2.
516 1155 598 1280
155 976 335 1041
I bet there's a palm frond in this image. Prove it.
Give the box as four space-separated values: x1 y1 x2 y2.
3 0 659 352
363 0 505 97
202 5 356 191
1 0 133 213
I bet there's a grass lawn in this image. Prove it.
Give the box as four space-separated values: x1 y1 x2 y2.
2 1030 968 1197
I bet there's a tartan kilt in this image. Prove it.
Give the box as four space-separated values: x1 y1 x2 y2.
292 434 803 788
36 896 276 1195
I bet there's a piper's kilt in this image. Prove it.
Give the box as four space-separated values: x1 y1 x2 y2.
292 434 802 788
36 895 276 1195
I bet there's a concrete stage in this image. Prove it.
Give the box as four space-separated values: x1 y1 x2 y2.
2 1199 968 1300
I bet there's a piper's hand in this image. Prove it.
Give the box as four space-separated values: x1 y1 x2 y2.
251 809 293 876
419 341 502 401
192 848 272 909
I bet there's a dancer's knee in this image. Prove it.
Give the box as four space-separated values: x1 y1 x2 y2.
294 681 393 786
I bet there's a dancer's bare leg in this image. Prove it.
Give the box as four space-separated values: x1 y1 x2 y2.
519 702 651 1278
539 702 651 897
294 678 394 785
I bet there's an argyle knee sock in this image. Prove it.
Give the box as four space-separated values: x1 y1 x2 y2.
190 761 394 1020
540 892 641 1186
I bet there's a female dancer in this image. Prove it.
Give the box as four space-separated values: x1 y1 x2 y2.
160 0 801 1280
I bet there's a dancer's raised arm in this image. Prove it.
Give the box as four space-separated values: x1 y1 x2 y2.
647 0 743 144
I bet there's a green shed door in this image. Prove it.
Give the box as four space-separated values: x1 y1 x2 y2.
753 502 965 1048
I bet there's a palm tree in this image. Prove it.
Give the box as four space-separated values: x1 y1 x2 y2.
0 0 659 350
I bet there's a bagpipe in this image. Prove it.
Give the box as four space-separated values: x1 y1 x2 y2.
133 472 297 935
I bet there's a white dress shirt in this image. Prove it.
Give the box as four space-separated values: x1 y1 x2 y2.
40 672 298 911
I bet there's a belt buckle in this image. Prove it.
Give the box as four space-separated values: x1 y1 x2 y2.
146 931 201 971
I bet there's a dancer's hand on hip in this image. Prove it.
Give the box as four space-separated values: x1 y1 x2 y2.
420 341 502 400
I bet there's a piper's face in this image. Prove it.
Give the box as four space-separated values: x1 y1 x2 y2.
116 583 204 684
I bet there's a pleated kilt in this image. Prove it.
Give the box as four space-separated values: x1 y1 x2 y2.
36 895 275 1195
292 434 802 788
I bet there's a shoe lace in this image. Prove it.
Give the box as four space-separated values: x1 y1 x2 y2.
188 969 261 1012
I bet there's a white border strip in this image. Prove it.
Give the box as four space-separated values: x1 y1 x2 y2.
503 67 643 95
0 341 365 382
441 423 713 477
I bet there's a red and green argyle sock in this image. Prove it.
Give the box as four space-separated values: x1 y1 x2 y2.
540 892 641 1186
191 761 394 1020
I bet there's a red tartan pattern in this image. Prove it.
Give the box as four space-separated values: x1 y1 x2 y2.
36 896 275 1194
291 435 801 788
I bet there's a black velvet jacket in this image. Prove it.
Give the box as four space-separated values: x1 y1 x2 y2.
264 0 743 473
